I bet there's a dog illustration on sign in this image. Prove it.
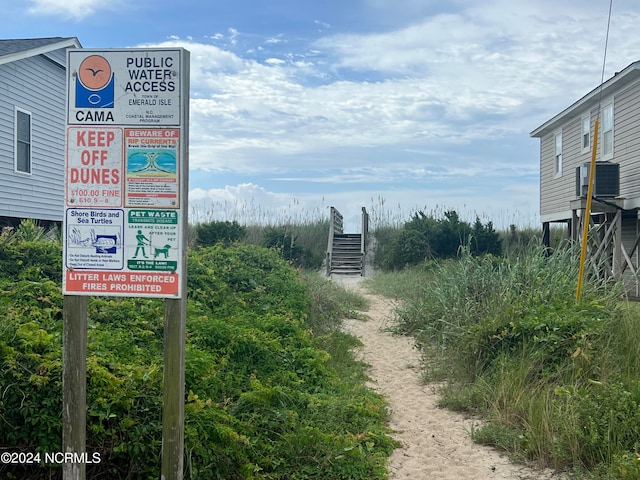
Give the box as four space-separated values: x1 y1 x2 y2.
154 244 172 259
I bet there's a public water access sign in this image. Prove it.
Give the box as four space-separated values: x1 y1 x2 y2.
67 49 181 125
63 48 189 298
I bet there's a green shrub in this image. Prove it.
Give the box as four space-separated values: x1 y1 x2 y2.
0 240 62 283
1 238 394 479
371 225 402 270
0 279 63 453
261 225 317 269
188 242 308 317
553 381 640 469
470 217 502 256
299 272 368 335
468 298 608 377
194 220 247 247
378 210 502 270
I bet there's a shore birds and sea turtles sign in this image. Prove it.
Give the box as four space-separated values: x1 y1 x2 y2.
63 48 188 298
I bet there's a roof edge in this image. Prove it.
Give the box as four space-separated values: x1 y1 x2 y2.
531 61 640 138
0 37 81 67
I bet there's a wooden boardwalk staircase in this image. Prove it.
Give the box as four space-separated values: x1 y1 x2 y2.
326 207 369 276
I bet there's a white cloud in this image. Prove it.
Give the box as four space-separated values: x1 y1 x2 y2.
315 2 640 119
265 58 286 65
265 36 285 45
228 27 239 45
134 2 640 228
27 0 122 19
314 20 331 31
146 0 640 181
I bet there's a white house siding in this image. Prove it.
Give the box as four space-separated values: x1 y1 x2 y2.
44 48 66 66
0 51 67 222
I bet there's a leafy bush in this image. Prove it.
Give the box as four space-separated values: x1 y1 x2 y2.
470 217 502 256
469 298 608 377
188 242 308 317
0 279 64 453
194 220 246 247
261 226 319 269
371 225 402 270
0 237 394 479
377 210 502 270
0 240 62 283
553 381 640 469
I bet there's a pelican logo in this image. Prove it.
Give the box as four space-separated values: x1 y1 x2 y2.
76 55 114 108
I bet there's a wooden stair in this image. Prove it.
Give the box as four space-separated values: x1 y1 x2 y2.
326 207 368 276
329 233 362 275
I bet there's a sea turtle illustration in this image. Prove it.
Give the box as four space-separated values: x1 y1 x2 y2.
93 236 117 254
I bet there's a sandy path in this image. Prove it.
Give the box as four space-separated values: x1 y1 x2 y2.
335 276 563 480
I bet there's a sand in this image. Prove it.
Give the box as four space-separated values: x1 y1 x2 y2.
334 275 564 480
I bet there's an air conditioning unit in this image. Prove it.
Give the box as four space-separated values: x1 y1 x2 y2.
575 161 620 198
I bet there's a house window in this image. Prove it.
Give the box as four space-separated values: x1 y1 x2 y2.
15 108 32 174
602 102 613 159
554 132 562 177
581 115 590 154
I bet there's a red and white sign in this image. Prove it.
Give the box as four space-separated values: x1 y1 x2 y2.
63 48 188 299
65 271 179 296
66 127 123 207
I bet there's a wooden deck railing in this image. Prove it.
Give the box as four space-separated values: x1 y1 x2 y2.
326 207 344 275
360 207 369 275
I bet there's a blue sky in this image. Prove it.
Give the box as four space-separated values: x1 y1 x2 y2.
6 0 640 230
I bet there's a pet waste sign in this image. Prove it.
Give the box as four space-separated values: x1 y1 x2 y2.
63 48 188 298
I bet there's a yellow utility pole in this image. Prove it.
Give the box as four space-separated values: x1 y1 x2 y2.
576 118 600 300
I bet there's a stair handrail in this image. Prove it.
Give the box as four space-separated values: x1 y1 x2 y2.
326 207 344 275
360 207 369 276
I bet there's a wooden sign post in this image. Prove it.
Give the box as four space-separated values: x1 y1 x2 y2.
161 297 187 479
63 47 190 479
162 106 189 478
62 295 87 479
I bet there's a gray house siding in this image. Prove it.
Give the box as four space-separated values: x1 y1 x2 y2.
44 48 66 66
536 70 640 220
533 62 640 295
539 132 556 217
613 81 640 199
539 112 593 220
0 49 68 222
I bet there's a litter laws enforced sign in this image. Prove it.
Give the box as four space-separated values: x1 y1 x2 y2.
63 47 188 298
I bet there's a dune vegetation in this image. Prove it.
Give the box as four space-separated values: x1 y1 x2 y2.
0 220 395 479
